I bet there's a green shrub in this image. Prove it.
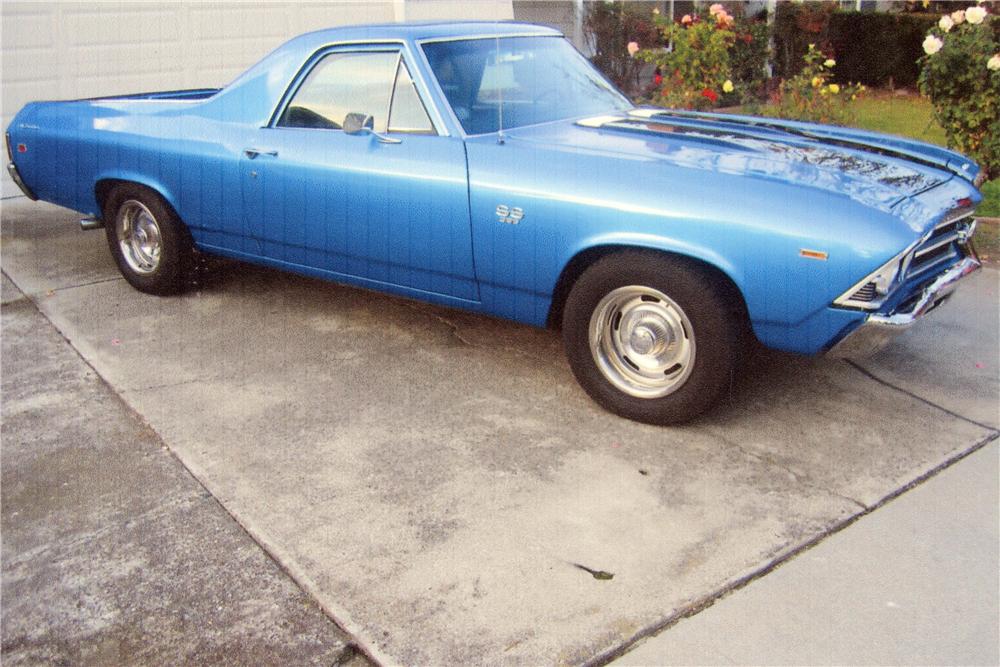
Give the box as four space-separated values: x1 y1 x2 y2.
772 1 836 79
584 1 660 96
772 4 942 88
918 4 1000 178
772 44 864 125
730 17 772 103
827 12 939 87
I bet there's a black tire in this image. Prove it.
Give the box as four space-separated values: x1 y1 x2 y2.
103 183 193 295
562 250 742 425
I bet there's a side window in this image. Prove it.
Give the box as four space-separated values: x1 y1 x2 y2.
278 51 398 132
388 60 434 134
277 50 436 135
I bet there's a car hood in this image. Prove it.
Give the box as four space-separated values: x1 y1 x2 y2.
502 108 977 214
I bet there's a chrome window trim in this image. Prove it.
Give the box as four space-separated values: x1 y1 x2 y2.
384 51 403 134
267 39 449 137
386 57 436 135
415 32 563 45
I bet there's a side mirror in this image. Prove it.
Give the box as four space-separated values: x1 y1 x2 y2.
343 113 374 135
341 112 401 144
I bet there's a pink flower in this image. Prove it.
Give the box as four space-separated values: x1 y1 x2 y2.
627 41 640 57
709 3 724 15
681 14 692 25
951 9 965 24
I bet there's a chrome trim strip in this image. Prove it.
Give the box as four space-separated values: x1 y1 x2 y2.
827 255 981 357
385 51 403 134
914 231 961 258
938 207 975 228
415 32 563 46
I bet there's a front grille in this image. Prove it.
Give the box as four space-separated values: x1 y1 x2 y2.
907 207 975 280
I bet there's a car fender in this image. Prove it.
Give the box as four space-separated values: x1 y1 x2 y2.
94 171 180 220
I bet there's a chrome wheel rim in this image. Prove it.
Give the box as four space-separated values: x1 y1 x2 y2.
116 200 162 275
589 286 696 398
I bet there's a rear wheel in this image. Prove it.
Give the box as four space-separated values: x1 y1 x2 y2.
103 184 193 295
562 251 741 424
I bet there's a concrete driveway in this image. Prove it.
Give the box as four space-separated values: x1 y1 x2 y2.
2 199 997 665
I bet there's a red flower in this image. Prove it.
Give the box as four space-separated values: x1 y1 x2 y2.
654 73 663 85
743 33 753 44
701 88 719 102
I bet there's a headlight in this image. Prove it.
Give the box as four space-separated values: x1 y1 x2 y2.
834 248 911 310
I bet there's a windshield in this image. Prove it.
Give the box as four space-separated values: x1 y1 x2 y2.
421 36 632 135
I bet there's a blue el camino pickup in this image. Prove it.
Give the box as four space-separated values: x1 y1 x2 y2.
5 22 983 424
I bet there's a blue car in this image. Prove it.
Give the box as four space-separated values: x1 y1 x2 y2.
5 22 983 424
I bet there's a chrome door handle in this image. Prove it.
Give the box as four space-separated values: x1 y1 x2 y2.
244 148 278 159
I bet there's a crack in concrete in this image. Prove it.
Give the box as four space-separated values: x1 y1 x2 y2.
399 300 557 363
48 276 124 292
130 377 219 393
427 310 477 347
844 359 999 433
708 429 868 511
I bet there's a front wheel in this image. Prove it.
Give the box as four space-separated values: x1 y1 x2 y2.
562 251 742 425
103 184 193 295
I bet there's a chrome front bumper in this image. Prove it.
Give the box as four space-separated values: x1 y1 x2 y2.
827 254 981 357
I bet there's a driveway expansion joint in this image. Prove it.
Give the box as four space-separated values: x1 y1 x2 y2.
587 429 998 667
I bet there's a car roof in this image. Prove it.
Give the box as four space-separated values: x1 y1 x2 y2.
295 21 562 45
209 21 565 127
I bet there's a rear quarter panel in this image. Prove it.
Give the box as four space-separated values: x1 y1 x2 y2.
10 99 252 252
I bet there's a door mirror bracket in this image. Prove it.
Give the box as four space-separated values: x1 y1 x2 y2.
343 112 401 144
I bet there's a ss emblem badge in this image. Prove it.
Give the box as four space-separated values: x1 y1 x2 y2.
496 204 524 225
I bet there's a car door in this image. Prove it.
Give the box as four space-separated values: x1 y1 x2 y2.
240 46 478 301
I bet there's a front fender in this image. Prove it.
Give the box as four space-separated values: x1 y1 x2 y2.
560 231 744 293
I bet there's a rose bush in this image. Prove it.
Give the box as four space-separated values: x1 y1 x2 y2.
771 44 864 125
636 6 736 110
919 3 999 177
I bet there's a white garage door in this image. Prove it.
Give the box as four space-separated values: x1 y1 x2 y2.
1 0 512 197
